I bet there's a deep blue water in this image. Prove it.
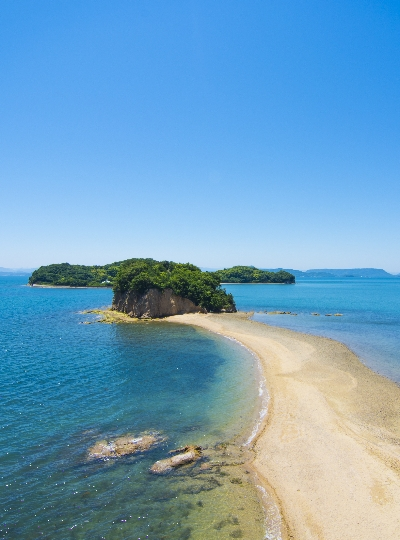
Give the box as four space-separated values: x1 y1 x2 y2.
0 277 270 540
224 279 400 383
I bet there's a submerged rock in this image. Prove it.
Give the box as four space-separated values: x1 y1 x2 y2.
88 433 164 459
150 445 202 474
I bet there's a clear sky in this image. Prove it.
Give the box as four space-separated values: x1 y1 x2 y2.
1 1 400 272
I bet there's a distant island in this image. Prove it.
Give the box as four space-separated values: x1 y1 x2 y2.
28 261 296 287
215 266 295 284
26 258 400 294
0 267 37 276
28 261 126 287
29 258 237 316
27 260 296 318
267 268 399 279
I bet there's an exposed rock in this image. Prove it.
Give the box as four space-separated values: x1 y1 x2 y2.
311 313 320 316
88 433 164 459
112 288 207 319
150 445 202 474
334 313 343 316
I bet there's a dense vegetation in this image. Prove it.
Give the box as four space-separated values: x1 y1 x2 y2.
28 258 236 312
114 259 236 313
28 260 293 310
214 266 295 284
28 261 125 287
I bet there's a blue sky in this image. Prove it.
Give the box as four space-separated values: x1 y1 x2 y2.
1 0 400 271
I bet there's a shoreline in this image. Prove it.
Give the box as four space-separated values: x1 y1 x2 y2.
220 282 292 285
164 312 400 540
29 284 112 289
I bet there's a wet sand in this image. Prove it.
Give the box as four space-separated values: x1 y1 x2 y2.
166 312 400 540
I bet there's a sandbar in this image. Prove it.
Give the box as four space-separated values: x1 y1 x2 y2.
165 312 400 540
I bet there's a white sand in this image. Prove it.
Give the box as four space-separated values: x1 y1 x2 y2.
166 312 400 540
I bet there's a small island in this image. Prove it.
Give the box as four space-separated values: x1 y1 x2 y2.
112 259 236 317
28 260 295 318
29 261 295 288
214 266 295 284
29 258 237 317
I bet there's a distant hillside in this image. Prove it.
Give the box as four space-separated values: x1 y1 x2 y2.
0 267 37 275
214 266 295 284
267 268 397 279
308 268 395 278
27 263 399 286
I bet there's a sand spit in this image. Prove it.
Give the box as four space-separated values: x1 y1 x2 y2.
165 312 400 540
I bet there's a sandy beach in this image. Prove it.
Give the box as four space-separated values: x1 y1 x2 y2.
166 312 400 540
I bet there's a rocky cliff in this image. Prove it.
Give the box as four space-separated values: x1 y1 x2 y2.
112 288 207 318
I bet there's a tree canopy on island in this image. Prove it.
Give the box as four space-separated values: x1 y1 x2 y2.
28 260 294 310
114 259 236 313
213 266 295 284
28 258 236 313
28 261 125 287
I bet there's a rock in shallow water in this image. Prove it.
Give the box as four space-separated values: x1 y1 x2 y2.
88 433 164 459
150 445 202 474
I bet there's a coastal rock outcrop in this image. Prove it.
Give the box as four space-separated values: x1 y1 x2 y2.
88 433 164 459
112 288 207 318
150 445 202 474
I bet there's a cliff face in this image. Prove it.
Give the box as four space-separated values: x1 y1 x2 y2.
112 288 207 318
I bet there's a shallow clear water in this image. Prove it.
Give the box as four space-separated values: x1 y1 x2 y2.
0 277 275 540
224 279 400 383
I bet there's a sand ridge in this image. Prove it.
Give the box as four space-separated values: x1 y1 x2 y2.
166 312 400 540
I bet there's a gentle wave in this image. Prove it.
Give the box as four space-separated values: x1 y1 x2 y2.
213 331 270 446
257 485 283 540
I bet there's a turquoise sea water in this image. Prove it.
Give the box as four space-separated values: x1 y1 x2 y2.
0 277 274 540
3 276 398 539
224 279 400 383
